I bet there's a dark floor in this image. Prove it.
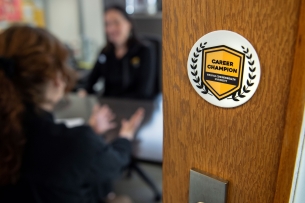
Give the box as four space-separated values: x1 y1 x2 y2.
113 163 162 203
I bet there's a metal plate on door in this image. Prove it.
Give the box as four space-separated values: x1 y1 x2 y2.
189 169 228 203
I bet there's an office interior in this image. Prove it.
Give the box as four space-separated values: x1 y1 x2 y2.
1 1 305 203
0 0 163 203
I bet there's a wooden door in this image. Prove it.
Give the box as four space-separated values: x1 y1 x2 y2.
162 0 305 203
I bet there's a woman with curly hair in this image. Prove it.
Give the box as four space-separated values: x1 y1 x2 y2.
0 25 143 203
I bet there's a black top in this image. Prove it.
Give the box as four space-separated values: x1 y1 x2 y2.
0 106 131 203
85 41 156 100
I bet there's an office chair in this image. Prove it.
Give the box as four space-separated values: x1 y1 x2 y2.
126 34 162 202
142 34 162 97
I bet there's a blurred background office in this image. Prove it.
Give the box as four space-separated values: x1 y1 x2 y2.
0 1 163 203
1 0 162 92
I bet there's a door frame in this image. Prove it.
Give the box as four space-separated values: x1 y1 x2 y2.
273 0 305 202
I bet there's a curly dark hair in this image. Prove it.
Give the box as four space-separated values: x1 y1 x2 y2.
0 25 75 185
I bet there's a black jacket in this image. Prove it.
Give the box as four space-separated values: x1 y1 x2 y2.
0 106 131 203
85 41 156 100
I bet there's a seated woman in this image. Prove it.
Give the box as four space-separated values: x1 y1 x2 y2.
0 26 144 203
78 5 156 100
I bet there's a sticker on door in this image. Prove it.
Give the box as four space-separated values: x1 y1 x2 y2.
187 30 261 108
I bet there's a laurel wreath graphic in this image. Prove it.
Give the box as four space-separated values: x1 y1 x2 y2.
229 46 257 101
190 42 210 95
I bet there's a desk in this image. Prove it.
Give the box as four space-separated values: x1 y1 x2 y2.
54 93 163 164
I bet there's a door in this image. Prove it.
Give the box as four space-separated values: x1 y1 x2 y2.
162 0 305 202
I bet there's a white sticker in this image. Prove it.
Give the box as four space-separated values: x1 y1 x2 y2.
187 30 261 108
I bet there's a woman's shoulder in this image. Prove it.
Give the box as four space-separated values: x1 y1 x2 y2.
23 116 104 166
129 40 153 56
47 124 106 164
30 119 104 155
62 125 104 149
137 39 151 49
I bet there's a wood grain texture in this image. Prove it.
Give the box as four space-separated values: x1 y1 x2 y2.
162 0 302 203
273 0 305 202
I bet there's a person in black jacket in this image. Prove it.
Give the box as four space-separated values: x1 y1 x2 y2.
0 26 143 203
78 5 156 100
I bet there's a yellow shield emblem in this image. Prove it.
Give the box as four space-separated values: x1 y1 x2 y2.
202 45 245 100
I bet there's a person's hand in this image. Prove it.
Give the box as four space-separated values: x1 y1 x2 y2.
89 105 117 135
78 89 87 98
119 108 145 141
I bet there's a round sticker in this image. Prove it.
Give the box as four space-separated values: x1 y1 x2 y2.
187 30 261 108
